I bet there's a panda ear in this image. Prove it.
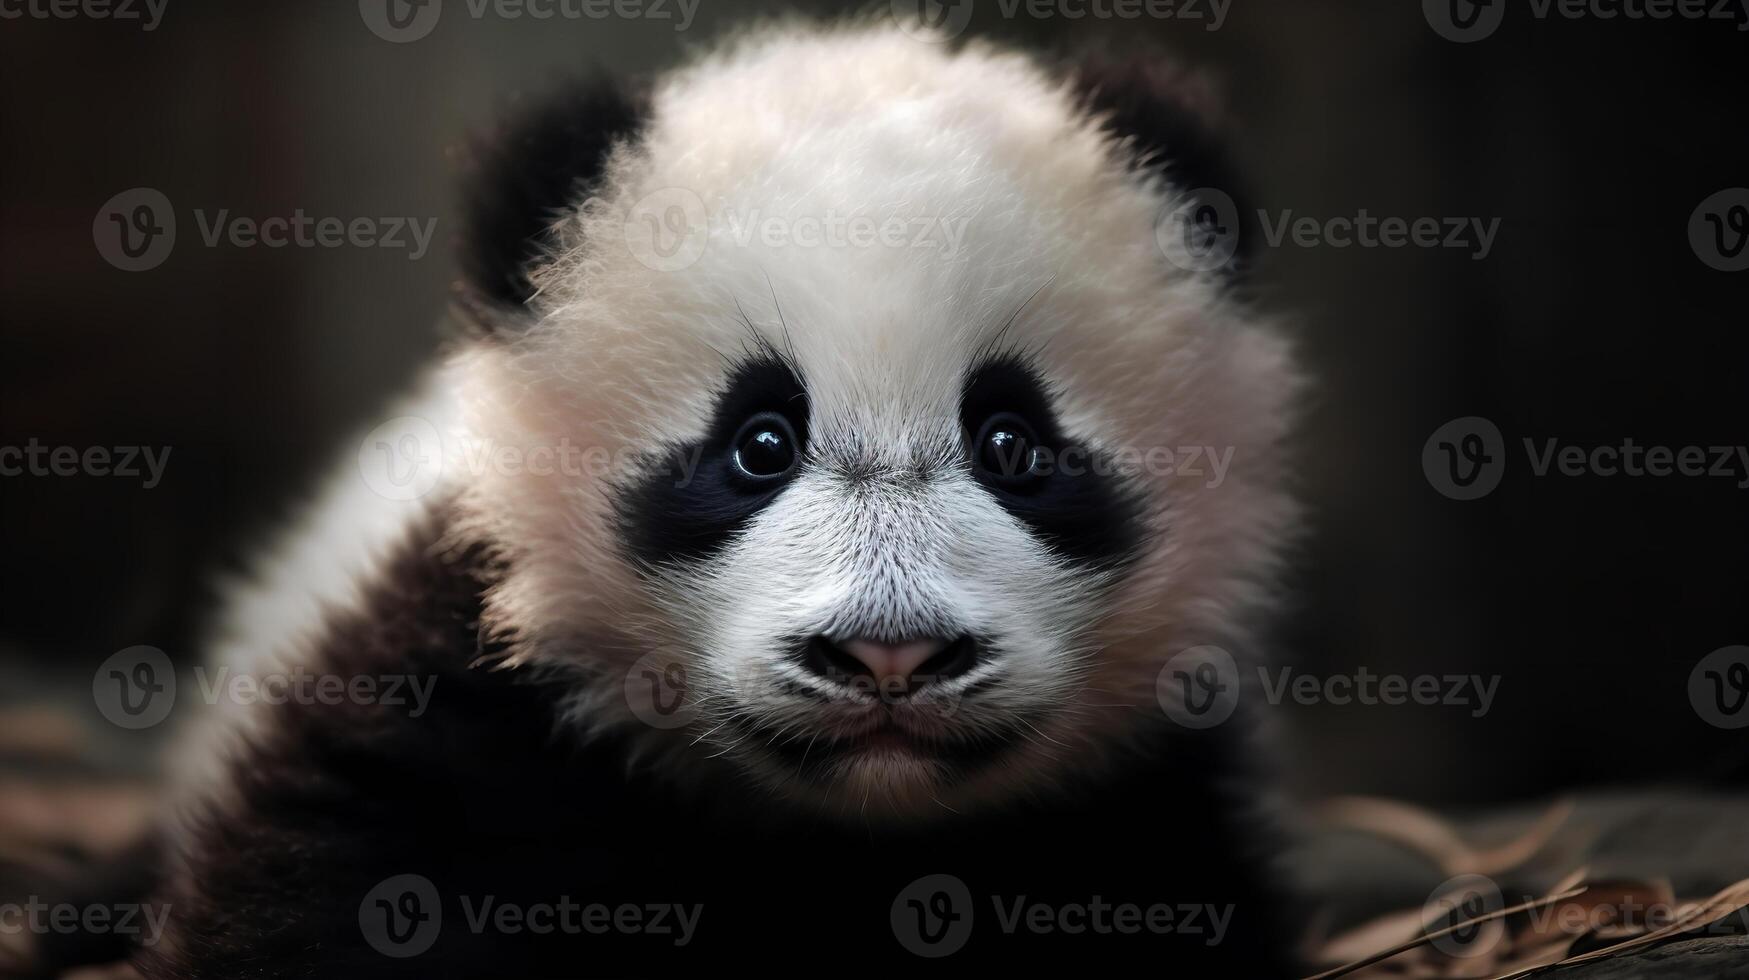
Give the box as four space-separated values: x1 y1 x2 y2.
456 76 648 329
1067 53 1256 274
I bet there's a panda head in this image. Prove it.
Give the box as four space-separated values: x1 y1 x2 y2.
449 25 1297 820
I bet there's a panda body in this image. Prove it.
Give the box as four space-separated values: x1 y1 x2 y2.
130 23 1300 977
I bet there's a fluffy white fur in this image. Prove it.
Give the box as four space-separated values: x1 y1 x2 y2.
191 23 1296 823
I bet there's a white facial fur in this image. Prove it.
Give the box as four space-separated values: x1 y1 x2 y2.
450 23 1299 819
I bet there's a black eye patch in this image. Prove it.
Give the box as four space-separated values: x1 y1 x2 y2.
615 356 808 569
959 355 1145 570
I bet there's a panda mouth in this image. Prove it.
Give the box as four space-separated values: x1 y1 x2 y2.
731 712 1038 780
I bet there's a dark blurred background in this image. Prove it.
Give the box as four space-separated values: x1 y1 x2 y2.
2 0 1745 806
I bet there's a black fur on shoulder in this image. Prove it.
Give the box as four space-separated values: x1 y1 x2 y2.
457 76 649 320
1068 51 1260 276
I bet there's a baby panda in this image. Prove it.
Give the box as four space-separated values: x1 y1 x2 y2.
125 22 1300 979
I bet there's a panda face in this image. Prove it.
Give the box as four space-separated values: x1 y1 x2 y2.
611 329 1144 813
452 27 1298 820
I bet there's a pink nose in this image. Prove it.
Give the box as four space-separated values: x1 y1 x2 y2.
840 639 950 683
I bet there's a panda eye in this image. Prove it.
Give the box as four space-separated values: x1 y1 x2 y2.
973 412 1045 485
731 412 799 481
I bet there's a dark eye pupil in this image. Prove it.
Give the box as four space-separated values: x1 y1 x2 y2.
980 425 1035 478
736 423 794 478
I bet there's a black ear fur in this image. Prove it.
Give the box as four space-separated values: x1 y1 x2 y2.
457 76 648 320
1068 54 1257 274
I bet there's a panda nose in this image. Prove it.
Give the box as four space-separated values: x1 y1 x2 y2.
843 638 948 683
800 636 979 693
